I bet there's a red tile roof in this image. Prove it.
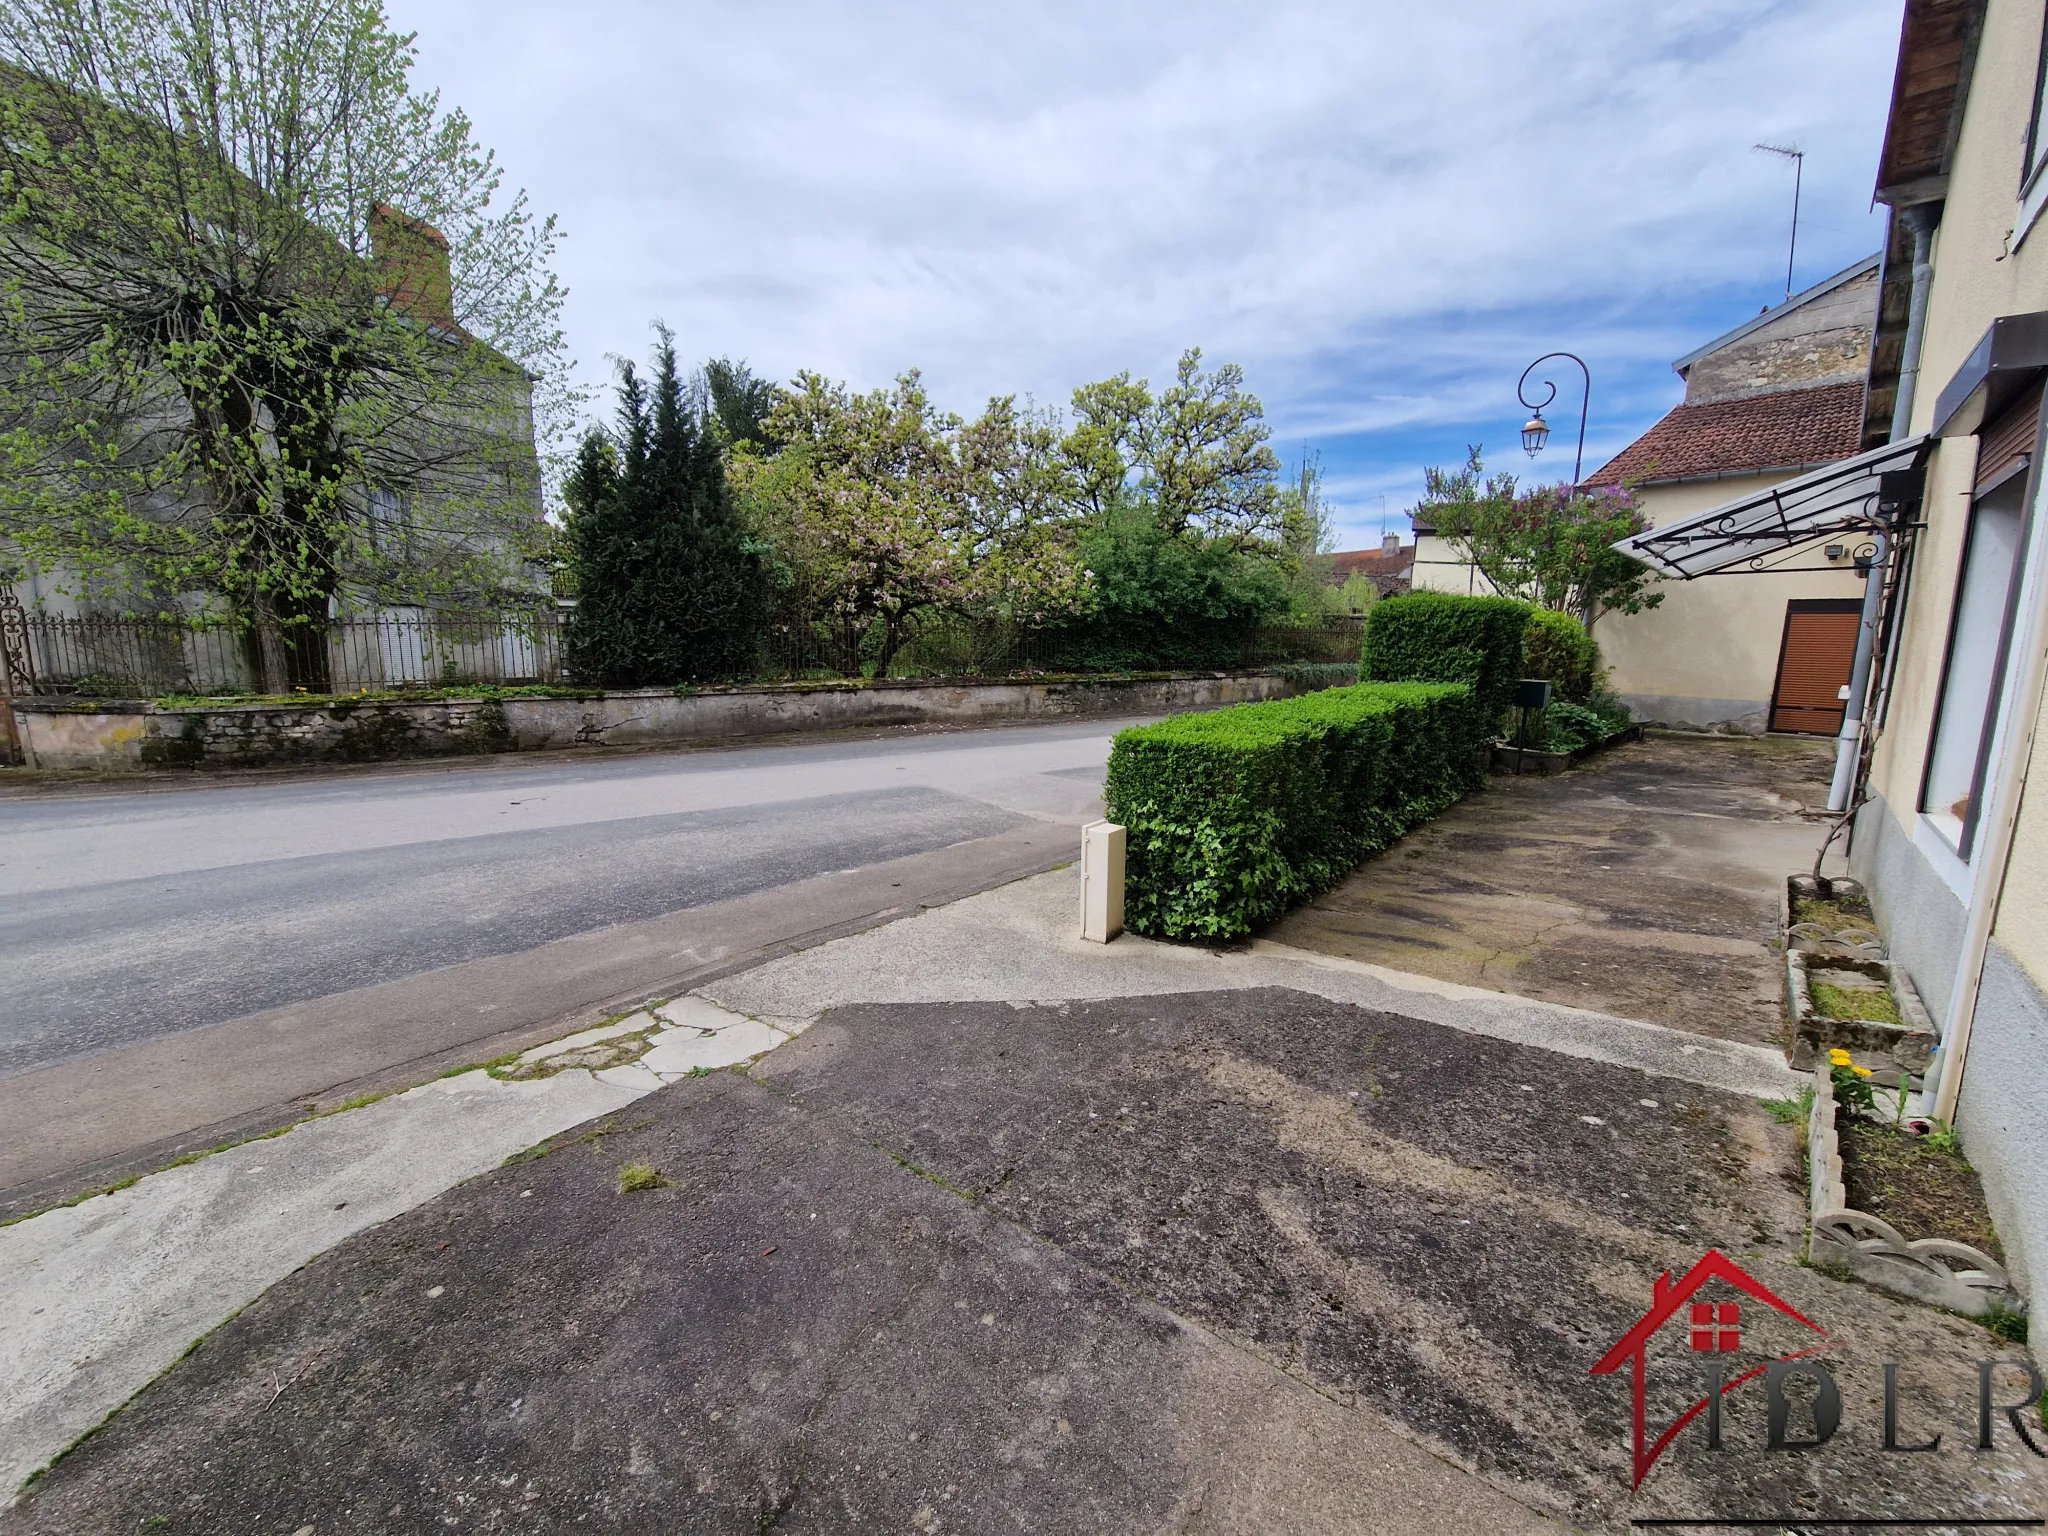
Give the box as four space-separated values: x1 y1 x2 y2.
1585 380 1867 488
1327 545 1414 594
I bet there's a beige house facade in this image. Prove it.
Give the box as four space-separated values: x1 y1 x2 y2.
1840 0 2048 1298
1634 0 2048 1297
1413 260 1879 732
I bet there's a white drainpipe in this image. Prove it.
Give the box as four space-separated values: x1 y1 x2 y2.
1826 532 1890 813
1829 208 1938 814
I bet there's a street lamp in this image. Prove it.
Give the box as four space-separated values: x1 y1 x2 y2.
1517 352 1591 488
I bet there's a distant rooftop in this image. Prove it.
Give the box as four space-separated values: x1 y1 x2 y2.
1327 541 1413 594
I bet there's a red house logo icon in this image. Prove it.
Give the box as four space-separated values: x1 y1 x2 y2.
1590 1249 1830 1489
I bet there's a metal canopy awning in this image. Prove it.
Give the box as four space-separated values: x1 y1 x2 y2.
1612 435 1930 579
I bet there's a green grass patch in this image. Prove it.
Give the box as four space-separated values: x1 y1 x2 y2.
617 1162 668 1193
1763 1085 1816 1125
1810 981 1904 1025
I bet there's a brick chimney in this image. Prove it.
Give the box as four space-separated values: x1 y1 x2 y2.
1382 531 1401 556
369 204 456 331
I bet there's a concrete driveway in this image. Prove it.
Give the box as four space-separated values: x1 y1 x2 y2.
8 871 2038 1534
1267 733 1839 1046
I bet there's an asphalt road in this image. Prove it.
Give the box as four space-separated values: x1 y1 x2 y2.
0 721 1117 1079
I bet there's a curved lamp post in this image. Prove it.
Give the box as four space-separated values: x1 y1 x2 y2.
1517 352 1591 489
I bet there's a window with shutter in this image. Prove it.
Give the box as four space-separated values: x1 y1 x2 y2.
1769 601 1863 735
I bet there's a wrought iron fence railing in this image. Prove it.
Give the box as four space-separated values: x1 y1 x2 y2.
0 608 1363 699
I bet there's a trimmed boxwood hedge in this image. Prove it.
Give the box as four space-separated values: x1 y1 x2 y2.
1358 592 1531 724
1105 681 1485 939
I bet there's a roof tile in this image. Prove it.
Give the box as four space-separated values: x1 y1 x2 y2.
1586 380 1867 487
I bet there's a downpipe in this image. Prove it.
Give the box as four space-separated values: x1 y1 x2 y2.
1827 533 1888 814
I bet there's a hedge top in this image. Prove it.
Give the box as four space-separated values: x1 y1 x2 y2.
1112 678 1471 750
1358 592 1531 723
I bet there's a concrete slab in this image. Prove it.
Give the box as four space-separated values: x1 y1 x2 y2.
0 991 807 1501
1265 734 1841 1046
0 1066 1570 1535
703 863 1800 1102
640 1021 789 1077
0 1067 646 1500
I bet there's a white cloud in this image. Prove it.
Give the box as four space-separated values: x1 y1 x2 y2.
392 0 1900 543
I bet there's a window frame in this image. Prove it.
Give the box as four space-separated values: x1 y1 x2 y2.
2015 7 2048 251
1917 478 2034 861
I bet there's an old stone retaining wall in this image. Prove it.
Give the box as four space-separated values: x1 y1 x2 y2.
11 671 1302 773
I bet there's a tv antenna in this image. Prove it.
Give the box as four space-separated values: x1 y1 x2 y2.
1754 143 1804 304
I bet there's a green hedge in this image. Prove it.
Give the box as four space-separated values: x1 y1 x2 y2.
1359 593 1531 723
1105 682 1485 939
1271 660 1362 692
1522 609 1601 702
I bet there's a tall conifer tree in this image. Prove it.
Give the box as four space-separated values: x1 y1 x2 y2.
565 329 764 684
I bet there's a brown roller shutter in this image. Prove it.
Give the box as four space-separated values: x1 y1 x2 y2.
1976 379 2043 492
1769 600 1863 735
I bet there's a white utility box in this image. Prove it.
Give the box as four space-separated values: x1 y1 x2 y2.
1079 820 1126 943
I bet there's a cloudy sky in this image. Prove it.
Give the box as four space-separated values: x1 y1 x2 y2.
392 0 1902 549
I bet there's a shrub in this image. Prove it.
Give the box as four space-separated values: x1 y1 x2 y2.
1105 682 1485 939
1358 593 1530 724
1272 661 1360 692
1543 699 1609 752
1521 608 1601 702
1042 501 1290 670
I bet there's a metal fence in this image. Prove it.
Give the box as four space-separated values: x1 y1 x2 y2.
1 610 568 697
1 607 1362 698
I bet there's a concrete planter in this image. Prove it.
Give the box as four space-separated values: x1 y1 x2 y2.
10 669 1301 773
1489 721 1644 776
1806 1065 2016 1317
1784 948 1936 1082
1781 874 1885 961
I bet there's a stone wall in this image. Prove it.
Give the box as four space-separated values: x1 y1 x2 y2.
1682 265 1879 405
13 672 1303 773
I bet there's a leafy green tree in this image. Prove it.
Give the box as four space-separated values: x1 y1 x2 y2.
565 330 764 685
732 373 1089 676
738 369 965 676
701 358 780 451
0 0 570 689
1048 494 1288 669
1276 451 1344 621
1418 448 1661 628
1338 572 1382 615
1060 349 1282 547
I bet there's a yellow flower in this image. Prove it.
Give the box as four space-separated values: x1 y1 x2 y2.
1828 1047 1852 1066
1853 1065 1874 1078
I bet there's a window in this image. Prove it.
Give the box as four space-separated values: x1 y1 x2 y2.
367 486 408 554
2029 7 2048 199
2019 12 2048 249
1920 475 2028 855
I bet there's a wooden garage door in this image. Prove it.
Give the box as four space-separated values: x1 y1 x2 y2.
1770 600 1863 735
